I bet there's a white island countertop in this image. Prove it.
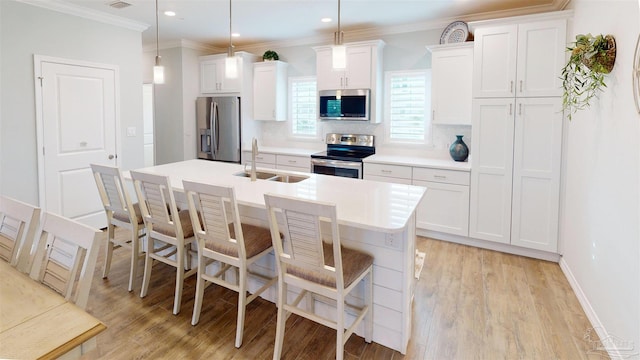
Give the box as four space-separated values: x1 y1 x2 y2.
129 159 425 233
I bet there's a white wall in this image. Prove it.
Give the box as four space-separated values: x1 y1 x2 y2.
561 0 640 356
0 1 144 204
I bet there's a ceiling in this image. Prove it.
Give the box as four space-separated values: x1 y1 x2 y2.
56 0 567 49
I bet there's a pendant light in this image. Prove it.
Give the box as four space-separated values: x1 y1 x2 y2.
225 0 238 79
332 0 346 69
153 0 164 84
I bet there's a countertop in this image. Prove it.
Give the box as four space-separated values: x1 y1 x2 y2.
364 154 471 171
129 160 425 232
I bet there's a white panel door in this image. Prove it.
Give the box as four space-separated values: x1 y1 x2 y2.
315 49 343 90
253 64 276 120
344 45 372 89
473 24 518 98
38 58 118 229
469 98 515 243
516 20 567 97
510 98 563 252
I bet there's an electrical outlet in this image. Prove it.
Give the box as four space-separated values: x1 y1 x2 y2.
385 233 399 248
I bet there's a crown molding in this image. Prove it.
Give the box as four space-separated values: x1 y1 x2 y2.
143 40 224 53
236 3 569 52
15 0 149 32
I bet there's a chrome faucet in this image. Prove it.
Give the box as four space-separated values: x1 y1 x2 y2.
250 137 258 181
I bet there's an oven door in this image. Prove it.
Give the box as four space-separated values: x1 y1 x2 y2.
311 158 362 179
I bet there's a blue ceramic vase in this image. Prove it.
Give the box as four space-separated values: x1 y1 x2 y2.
449 135 469 162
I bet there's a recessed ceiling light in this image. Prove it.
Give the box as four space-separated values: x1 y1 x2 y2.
321 17 332 23
232 33 240 37
164 10 176 16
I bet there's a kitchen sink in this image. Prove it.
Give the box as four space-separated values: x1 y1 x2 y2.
233 170 278 180
269 175 309 183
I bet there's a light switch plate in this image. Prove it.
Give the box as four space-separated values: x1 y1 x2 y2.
126 127 136 137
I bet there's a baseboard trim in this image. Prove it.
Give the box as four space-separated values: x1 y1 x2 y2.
559 258 623 360
417 229 561 262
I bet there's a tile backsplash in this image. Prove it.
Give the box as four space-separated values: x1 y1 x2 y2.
261 121 472 160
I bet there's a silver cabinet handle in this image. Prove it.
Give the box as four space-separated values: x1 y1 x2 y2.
519 103 522 115
381 169 392 174
520 80 523 93
509 103 513 115
510 81 514 93
434 175 447 179
288 160 297 163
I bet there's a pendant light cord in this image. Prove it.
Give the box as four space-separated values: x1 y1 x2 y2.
155 0 160 59
228 0 234 56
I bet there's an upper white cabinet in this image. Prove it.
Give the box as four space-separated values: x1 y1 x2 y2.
253 61 288 121
314 40 385 123
316 45 373 90
200 52 257 94
472 19 566 98
469 97 563 252
428 42 473 125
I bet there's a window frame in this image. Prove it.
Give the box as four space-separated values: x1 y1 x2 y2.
287 76 320 140
383 69 432 145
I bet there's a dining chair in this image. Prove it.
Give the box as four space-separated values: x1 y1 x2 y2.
183 180 277 348
91 164 146 292
263 193 374 360
29 212 102 310
0 195 41 273
130 170 197 315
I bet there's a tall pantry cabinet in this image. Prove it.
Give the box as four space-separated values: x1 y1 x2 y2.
469 14 567 253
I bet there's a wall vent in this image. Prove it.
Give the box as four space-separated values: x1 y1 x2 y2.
108 1 132 9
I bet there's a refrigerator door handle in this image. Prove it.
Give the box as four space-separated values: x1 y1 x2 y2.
214 102 220 153
210 101 217 158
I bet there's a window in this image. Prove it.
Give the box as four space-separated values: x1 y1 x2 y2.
384 70 431 144
289 77 318 138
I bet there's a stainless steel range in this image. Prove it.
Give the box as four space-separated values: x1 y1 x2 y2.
310 133 375 179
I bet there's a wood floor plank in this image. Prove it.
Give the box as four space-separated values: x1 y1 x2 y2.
78 236 601 360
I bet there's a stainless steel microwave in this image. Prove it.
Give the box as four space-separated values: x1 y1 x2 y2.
319 89 370 121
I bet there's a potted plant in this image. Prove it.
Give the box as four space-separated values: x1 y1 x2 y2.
561 33 616 120
262 50 279 61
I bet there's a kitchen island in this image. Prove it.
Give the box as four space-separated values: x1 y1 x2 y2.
128 159 426 353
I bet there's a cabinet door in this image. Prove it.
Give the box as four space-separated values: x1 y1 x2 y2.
469 98 515 243
510 98 562 252
414 180 470 236
316 49 343 90
253 65 277 120
200 60 220 93
516 20 566 97
431 44 473 125
344 45 372 89
473 25 518 98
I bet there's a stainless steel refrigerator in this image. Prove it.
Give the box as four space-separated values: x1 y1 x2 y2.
196 96 241 163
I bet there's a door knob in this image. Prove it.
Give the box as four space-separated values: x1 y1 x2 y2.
108 154 115 160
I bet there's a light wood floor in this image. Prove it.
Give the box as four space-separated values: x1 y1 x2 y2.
79 235 604 359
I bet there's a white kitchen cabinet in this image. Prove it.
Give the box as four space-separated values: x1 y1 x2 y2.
473 19 566 98
469 97 562 252
242 151 276 169
200 53 252 94
253 61 288 121
428 42 473 125
413 180 470 237
276 154 310 173
364 163 412 184
316 45 373 90
469 98 515 244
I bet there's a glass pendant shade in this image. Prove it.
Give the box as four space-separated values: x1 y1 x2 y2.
225 55 238 79
153 55 164 84
332 44 346 69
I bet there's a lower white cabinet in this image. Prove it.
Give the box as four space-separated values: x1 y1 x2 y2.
364 162 470 236
241 151 310 173
469 97 563 252
276 154 310 173
413 168 470 236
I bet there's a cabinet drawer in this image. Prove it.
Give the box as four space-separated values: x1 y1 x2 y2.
412 167 470 185
364 174 412 185
364 163 412 180
276 155 309 168
242 151 276 165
